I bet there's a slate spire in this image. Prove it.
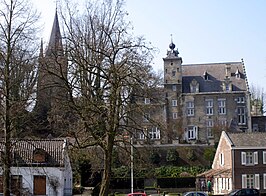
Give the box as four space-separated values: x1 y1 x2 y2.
46 9 63 56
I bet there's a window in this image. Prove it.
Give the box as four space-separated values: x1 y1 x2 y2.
264 174 266 189
218 119 227 126
218 99 226 115
33 149 47 163
186 101 195 116
237 97 245 103
139 128 146 140
144 98 150 104
263 151 266 164
238 107 246 125
172 85 177 91
172 99 177 107
187 126 197 140
205 99 213 115
11 175 22 196
143 113 150 122
172 70 176 76
242 174 260 189
220 153 224 166
34 175 46 195
190 79 199 93
149 127 160 140
206 120 213 138
241 151 258 165
173 112 178 119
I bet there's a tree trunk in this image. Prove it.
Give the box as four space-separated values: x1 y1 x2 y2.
99 140 113 196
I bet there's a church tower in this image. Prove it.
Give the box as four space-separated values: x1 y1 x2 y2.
34 10 68 135
163 40 183 142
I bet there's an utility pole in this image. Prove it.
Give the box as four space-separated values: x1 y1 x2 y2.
130 137 134 193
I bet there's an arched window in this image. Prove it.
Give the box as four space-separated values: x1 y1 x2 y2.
33 148 47 163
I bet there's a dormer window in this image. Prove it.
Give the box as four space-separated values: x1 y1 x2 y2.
190 79 199 93
222 78 232 92
235 69 241 79
33 148 47 163
203 71 209 80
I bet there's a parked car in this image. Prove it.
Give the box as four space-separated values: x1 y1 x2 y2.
127 192 147 196
228 188 260 196
183 191 208 196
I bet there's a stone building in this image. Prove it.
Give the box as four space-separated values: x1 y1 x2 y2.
33 10 69 135
134 42 251 145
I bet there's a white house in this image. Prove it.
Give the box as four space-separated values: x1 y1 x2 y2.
0 139 72 196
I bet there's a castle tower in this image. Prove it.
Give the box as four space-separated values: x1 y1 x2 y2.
163 39 183 142
34 10 68 134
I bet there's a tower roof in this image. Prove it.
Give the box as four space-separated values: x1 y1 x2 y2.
46 10 63 56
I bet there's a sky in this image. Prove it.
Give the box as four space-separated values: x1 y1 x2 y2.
33 0 266 88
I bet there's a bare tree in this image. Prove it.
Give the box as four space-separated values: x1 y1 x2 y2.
0 0 39 194
58 0 158 194
250 84 265 116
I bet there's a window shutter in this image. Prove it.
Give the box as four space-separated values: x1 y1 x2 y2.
241 152 246 165
242 174 247 188
255 174 260 189
254 152 258 165
263 151 266 164
264 174 266 189
194 126 198 140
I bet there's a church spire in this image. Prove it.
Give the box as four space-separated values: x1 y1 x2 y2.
46 9 63 56
39 39 43 58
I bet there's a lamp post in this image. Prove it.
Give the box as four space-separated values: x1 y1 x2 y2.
130 136 134 193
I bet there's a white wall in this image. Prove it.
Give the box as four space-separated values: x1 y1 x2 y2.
6 166 67 196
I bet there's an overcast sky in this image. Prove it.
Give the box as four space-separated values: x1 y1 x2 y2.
33 0 266 88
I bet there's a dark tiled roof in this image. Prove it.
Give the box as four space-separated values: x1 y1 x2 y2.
182 62 247 93
227 132 266 147
0 139 67 166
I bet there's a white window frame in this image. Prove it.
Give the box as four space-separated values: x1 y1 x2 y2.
172 112 178 119
144 98 150 104
149 127 160 140
237 97 245 103
187 126 197 140
172 99 177 107
218 98 226 115
263 173 266 189
263 151 266 164
241 151 258 165
139 128 146 140
220 153 224 166
242 174 258 189
186 101 195 116
205 99 213 115
238 107 246 125
206 120 214 138
172 85 177 91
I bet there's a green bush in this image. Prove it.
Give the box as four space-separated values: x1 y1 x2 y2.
150 151 161 165
166 149 179 165
187 149 196 161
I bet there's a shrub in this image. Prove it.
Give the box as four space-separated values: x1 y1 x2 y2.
166 149 179 165
187 149 196 161
150 151 161 165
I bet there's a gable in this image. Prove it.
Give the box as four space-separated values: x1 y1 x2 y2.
212 131 233 169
